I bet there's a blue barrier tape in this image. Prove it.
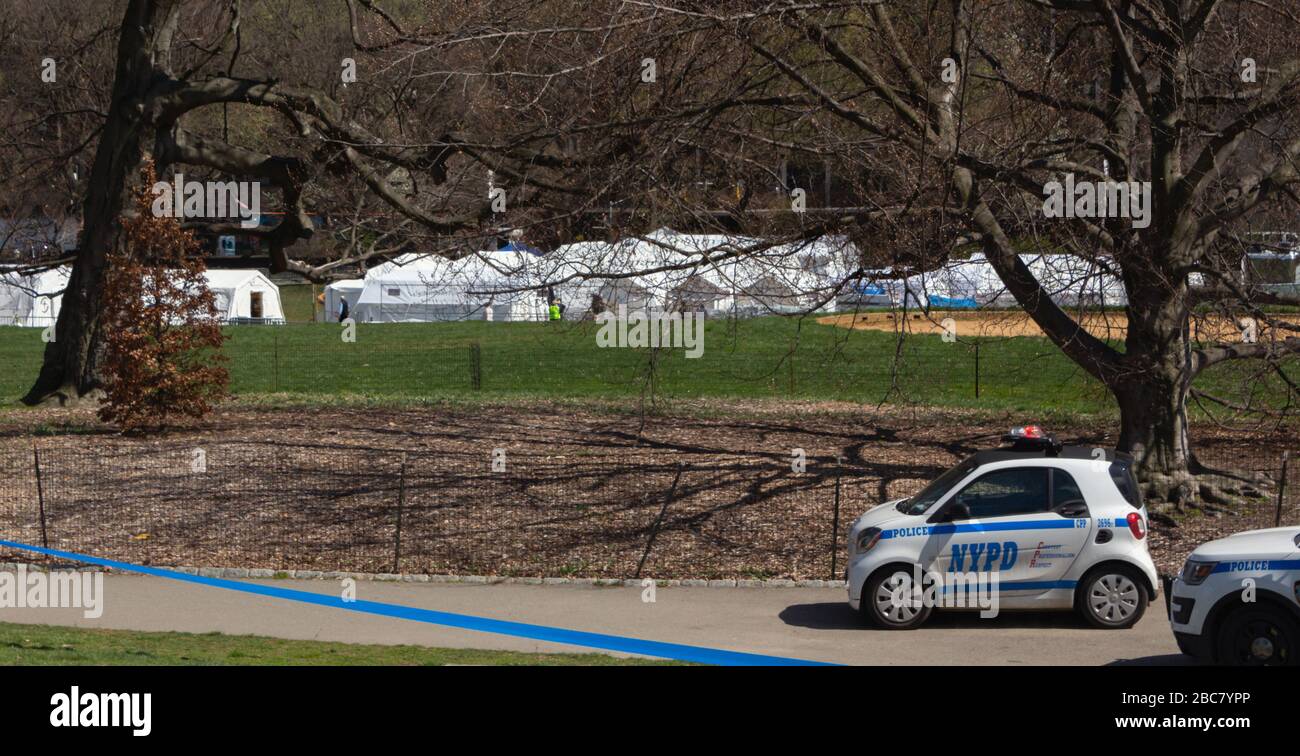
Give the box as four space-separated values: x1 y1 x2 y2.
0 539 835 667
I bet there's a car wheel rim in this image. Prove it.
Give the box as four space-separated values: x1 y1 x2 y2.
1231 619 1289 665
875 573 917 623
1088 574 1139 623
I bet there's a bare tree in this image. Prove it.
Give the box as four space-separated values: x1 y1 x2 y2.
566 0 1300 508
5 0 1300 509
2 0 659 405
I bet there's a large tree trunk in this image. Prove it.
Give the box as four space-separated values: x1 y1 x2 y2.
21 0 176 405
1116 367 1194 506
1113 276 1201 510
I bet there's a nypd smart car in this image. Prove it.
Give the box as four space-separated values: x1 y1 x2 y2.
1167 526 1300 665
846 426 1159 630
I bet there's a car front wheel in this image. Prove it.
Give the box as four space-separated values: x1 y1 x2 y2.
862 567 933 630
1215 606 1299 666
1077 566 1147 629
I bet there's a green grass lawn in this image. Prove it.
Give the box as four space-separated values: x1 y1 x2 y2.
0 622 679 665
0 315 1291 416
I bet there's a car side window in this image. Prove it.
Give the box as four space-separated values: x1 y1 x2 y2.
1050 468 1086 508
950 468 1049 520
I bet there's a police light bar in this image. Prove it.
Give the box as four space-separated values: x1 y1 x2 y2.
1007 425 1046 440
1002 425 1062 454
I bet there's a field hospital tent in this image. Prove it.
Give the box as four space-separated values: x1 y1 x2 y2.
203 269 285 322
1 266 283 326
320 279 364 322
0 266 69 327
841 252 1127 310
352 250 546 322
538 229 851 319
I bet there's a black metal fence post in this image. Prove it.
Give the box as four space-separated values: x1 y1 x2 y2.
470 342 482 390
1276 451 1290 528
974 341 981 399
32 444 48 550
273 328 280 392
830 455 843 581
635 462 684 580
392 452 407 573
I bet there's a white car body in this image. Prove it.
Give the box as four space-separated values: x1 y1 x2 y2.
1167 526 1300 664
846 446 1159 625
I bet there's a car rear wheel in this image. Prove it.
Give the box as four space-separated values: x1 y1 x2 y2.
862 566 933 630
1077 566 1147 629
1214 606 1299 666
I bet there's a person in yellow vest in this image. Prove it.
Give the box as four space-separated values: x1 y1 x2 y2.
548 300 561 321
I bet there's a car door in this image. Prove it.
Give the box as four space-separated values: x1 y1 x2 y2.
1020 467 1094 586
929 466 1088 597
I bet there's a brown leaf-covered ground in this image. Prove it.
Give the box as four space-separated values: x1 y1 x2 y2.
0 399 1294 579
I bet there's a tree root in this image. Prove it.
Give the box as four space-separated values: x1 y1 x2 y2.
1143 468 1273 517
20 383 103 408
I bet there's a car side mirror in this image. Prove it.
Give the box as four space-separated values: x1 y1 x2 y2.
1055 498 1088 517
943 501 971 522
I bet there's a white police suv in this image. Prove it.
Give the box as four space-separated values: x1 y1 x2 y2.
1167 526 1300 665
846 426 1159 630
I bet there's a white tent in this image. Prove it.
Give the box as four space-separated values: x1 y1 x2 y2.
204 269 285 322
541 229 850 318
842 252 1127 310
0 266 283 327
320 279 364 322
352 251 546 322
0 266 69 328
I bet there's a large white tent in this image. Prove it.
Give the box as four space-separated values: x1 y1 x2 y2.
351 250 546 322
0 266 69 328
843 253 1127 310
1 266 283 326
539 229 846 319
204 269 285 322
329 228 1132 324
320 279 364 322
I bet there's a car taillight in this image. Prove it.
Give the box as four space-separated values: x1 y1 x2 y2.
1126 512 1146 540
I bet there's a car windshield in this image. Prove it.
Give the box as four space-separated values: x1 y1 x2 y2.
897 459 978 516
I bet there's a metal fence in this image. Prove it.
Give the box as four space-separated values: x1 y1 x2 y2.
0 322 1124 411
0 441 852 580
1 440 1295 580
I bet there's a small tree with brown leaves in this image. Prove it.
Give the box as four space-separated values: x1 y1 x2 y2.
98 165 228 431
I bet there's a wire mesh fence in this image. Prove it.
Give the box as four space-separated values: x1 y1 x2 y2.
0 320 1127 413
1 439 1295 580
0 441 848 580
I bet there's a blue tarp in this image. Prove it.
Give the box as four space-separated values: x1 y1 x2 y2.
926 295 978 309
499 241 545 255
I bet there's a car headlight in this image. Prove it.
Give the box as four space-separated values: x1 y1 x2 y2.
1181 559 1217 585
854 527 882 555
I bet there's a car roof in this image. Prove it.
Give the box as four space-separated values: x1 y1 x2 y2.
966 445 1131 467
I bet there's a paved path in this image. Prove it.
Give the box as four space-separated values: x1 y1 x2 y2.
0 575 1188 665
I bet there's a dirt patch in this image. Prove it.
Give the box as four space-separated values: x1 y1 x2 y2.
818 310 1262 343
0 401 1293 579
